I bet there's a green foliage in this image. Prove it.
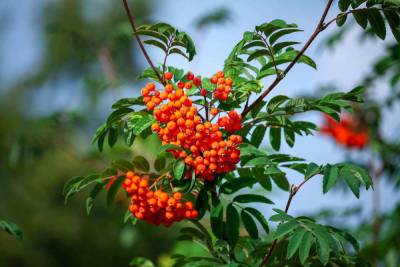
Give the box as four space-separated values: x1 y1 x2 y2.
0 220 23 240
135 23 196 61
335 0 400 42
58 1 400 266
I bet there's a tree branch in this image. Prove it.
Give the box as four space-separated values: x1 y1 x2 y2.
122 0 164 84
259 177 314 267
242 0 334 117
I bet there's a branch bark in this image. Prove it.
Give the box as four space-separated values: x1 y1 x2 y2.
242 0 334 117
122 0 164 84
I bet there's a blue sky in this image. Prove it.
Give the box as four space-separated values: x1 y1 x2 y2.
1 0 399 223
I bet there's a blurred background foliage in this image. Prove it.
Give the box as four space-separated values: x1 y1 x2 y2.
1 0 400 267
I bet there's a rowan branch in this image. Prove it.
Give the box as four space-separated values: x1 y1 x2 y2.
122 0 164 84
242 0 334 117
259 177 315 267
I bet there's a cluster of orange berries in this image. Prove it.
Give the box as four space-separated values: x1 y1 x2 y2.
141 71 242 181
210 72 233 100
122 171 198 227
321 114 368 149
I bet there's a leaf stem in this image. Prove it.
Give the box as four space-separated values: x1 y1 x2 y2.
122 0 164 85
259 175 317 267
242 0 334 117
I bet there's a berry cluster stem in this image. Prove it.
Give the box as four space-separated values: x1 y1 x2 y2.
242 0 334 118
122 0 164 85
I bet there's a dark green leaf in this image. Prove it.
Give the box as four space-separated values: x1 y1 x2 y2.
241 210 259 238
233 194 274 205
226 203 240 246
336 13 348 27
86 183 103 215
323 165 339 193
106 177 123 206
0 220 23 240
353 10 368 29
366 8 386 39
269 28 303 45
269 127 281 151
251 126 267 147
132 156 150 172
210 196 224 238
244 207 269 233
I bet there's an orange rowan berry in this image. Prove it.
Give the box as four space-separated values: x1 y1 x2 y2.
146 82 156 90
173 192 182 200
210 108 218 116
185 82 193 89
164 72 173 80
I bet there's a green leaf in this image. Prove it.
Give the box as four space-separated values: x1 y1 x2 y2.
0 220 23 240
169 48 189 60
339 0 351 11
154 156 166 172
251 126 267 147
241 210 259 238
353 10 368 29
129 257 155 267
112 97 144 109
274 219 299 239
313 226 331 265
305 163 320 180
134 29 169 44
244 207 269 233
210 196 224 238
384 10 400 42
336 13 348 26
269 127 281 151
269 208 293 222
226 203 240 246
132 156 150 172
287 227 307 259
323 165 339 193
106 177 123 206
269 28 303 45
342 169 361 198
173 160 185 180
272 41 299 52
253 167 272 191
366 8 386 39
284 128 295 147
233 194 274 204
244 156 271 166
219 177 257 194
243 31 254 41
247 49 270 62
143 39 168 52
267 95 289 112
299 231 314 265
271 173 290 191
129 113 155 135
86 183 103 215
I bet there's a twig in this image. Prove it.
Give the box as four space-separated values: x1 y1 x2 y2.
259 177 314 267
242 0 334 117
122 0 164 84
